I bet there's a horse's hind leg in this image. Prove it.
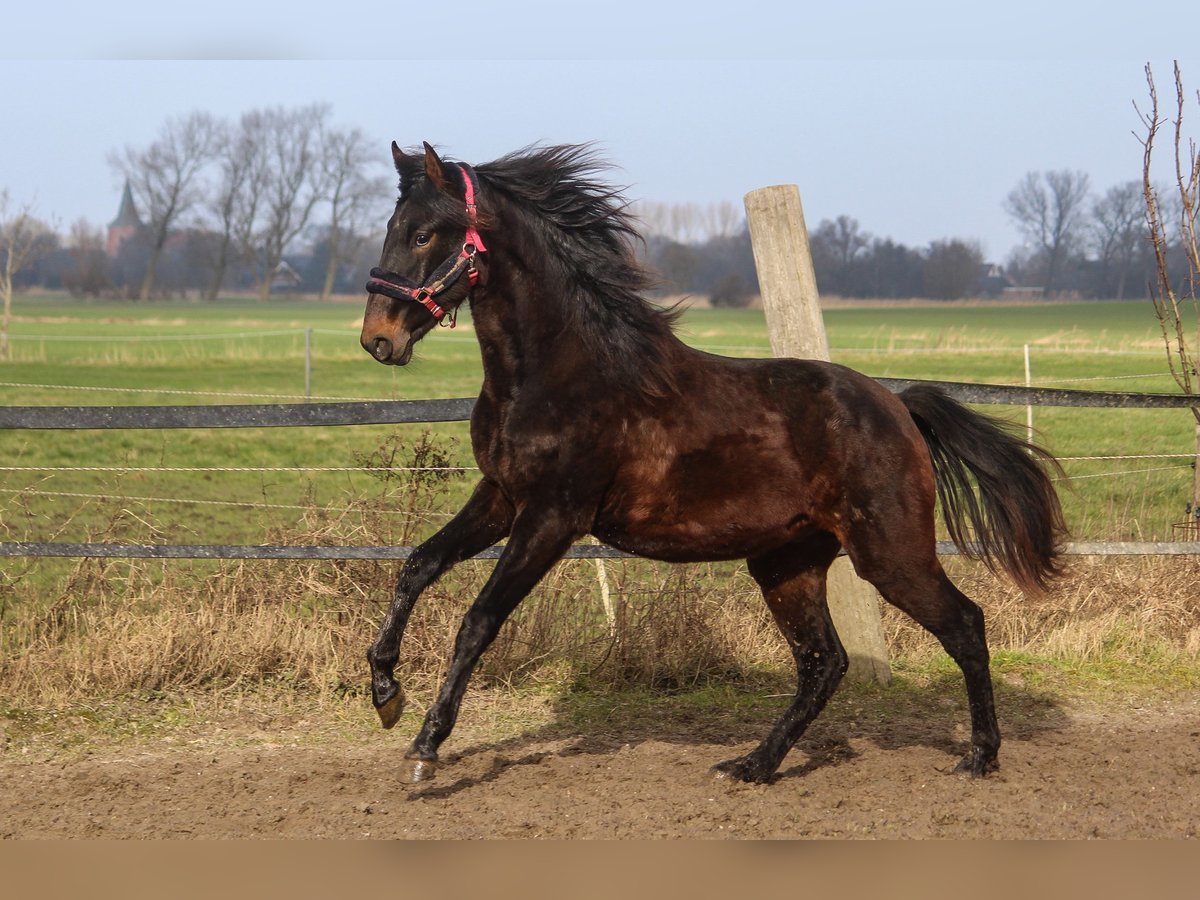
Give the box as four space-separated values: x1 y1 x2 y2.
713 533 845 784
852 548 999 776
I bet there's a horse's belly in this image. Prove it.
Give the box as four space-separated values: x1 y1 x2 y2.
592 414 841 562
593 493 823 563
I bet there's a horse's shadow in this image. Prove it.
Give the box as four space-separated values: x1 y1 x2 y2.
400 672 1068 801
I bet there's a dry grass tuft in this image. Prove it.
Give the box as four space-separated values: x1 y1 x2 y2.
883 555 1200 666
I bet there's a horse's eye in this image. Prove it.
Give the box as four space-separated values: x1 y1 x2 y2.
414 232 431 247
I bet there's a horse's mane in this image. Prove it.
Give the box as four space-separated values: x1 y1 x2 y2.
474 144 683 397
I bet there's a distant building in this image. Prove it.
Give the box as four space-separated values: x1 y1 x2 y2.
975 262 1012 297
107 182 142 258
270 259 304 292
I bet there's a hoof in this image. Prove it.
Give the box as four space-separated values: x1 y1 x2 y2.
403 758 438 783
375 689 406 730
711 755 774 785
953 748 999 778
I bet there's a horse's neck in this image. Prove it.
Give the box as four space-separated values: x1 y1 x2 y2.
469 275 574 393
467 222 588 394
468 210 679 402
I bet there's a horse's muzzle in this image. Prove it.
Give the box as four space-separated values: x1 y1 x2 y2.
361 331 414 366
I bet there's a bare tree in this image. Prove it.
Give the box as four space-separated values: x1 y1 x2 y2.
0 192 55 360
634 201 672 240
923 238 984 300
1090 181 1148 299
1138 61 1200 521
110 111 217 299
820 215 871 269
62 218 112 297
230 112 275 299
1004 169 1091 293
202 115 269 300
252 104 331 301
668 202 703 244
699 200 742 240
316 125 389 300
635 201 743 243
809 215 871 296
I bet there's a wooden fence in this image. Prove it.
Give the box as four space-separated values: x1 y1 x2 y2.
1 385 1198 561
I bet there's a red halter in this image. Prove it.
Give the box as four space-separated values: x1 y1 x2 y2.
365 163 487 327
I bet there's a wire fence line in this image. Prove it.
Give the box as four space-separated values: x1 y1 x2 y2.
0 486 457 518
0 381 381 403
0 330 1179 420
0 465 480 473
999 372 1173 386
0 487 337 514
0 458 1189 522
1 540 1197 561
0 456 1192 502
0 369 1182 403
2 322 1159 346
2 379 1198 560
1 324 1169 354
0 453 1195 473
1062 464 1195 481
0 459 1192 520
3 329 308 343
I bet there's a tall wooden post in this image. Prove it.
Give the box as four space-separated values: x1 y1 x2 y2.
744 184 892 684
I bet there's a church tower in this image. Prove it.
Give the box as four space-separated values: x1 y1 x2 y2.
106 181 142 257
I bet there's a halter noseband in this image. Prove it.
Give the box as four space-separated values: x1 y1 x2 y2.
365 163 487 327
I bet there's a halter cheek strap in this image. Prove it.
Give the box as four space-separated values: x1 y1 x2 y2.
365 163 487 327
460 165 486 256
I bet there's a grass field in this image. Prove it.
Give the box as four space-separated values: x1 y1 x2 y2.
1 293 1197 719
0 294 1194 546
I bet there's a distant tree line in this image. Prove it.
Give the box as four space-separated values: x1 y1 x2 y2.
636 204 993 306
638 169 1180 306
5 105 392 302
2 109 1190 305
1001 170 1172 300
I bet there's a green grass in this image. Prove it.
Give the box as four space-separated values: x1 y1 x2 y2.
0 294 1196 551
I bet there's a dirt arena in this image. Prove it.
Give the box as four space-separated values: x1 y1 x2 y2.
2 685 1197 839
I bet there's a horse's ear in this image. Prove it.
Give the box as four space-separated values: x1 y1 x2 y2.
392 142 425 196
391 141 412 175
422 141 450 192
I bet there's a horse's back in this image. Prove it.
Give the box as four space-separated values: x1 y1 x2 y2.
676 351 925 459
591 350 934 562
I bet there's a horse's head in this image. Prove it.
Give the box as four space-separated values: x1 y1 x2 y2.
361 142 487 366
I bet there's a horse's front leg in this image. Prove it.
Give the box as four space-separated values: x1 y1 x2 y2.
368 479 514 729
401 507 582 782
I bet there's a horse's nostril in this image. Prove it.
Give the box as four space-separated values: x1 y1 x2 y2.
370 337 392 361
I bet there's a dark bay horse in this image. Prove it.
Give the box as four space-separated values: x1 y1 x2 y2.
360 142 1066 785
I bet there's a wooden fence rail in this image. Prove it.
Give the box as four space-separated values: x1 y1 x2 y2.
1 384 1197 565
1 380 1197 432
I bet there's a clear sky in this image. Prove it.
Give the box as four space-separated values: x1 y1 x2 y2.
2 2 1196 265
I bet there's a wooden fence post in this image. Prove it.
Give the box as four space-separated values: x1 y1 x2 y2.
744 184 892 684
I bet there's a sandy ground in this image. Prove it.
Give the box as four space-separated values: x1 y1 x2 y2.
2 685 1197 839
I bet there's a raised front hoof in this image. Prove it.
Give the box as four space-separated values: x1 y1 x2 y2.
711 754 776 785
952 748 999 778
374 689 406 730
402 756 438 784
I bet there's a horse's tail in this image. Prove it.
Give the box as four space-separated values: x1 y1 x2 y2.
899 384 1067 593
